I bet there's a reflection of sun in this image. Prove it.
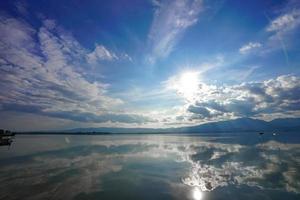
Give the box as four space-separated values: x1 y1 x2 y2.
178 72 199 99
192 187 203 200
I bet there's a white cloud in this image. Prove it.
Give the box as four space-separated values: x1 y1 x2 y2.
87 44 118 64
167 74 300 122
263 2 300 53
266 9 300 33
147 0 203 63
0 15 152 125
239 42 262 54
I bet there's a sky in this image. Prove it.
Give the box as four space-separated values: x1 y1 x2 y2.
0 0 300 131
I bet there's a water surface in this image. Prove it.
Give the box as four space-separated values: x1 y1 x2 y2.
0 133 300 200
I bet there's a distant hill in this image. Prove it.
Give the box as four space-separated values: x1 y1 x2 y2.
67 127 169 134
268 118 300 130
64 117 300 134
174 118 270 133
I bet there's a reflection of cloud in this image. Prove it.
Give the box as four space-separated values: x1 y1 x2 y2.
0 151 123 199
0 136 299 200
182 140 300 193
283 167 300 193
257 140 300 151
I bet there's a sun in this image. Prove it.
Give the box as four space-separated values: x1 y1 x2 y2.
178 71 199 99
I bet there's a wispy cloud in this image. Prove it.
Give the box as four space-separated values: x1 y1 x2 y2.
236 1 300 59
239 42 262 54
147 0 203 63
264 1 300 55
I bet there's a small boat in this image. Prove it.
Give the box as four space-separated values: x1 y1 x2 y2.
0 129 15 146
0 129 15 137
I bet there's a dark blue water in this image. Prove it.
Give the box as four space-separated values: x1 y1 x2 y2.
0 133 299 200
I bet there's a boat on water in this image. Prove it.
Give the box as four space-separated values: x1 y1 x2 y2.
0 130 15 136
0 129 15 146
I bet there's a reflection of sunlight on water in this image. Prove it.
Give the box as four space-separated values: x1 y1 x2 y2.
192 187 203 200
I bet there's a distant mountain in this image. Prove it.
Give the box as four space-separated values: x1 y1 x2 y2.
67 127 169 134
174 118 271 133
268 118 300 130
65 117 300 134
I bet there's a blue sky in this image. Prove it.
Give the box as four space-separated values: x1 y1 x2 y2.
0 0 300 131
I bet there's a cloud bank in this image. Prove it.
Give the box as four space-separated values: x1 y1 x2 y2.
0 15 151 125
170 74 300 122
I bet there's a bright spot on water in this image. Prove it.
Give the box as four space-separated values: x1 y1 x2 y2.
64 137 70 144
193 187 203 200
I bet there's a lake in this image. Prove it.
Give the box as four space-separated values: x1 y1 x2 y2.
0 133 300 200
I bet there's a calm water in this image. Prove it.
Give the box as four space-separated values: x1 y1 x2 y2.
0 133 300 200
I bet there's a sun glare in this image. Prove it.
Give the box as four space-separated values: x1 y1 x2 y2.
193 187 203 200
178 72 199 99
